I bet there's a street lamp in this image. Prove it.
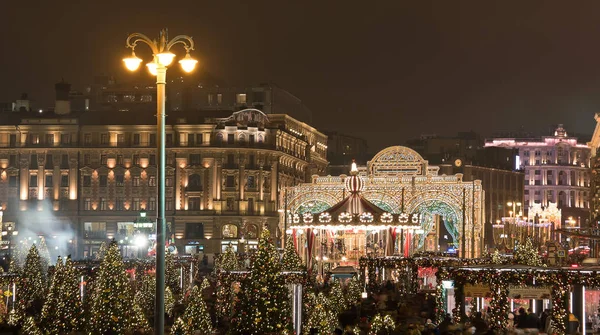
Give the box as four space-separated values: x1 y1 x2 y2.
123 29 198 335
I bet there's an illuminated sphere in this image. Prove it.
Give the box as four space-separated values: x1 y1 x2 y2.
345 174 364 194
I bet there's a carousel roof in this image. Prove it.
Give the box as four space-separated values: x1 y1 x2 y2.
290 161 421 228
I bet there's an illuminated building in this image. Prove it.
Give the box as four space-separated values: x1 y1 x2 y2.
0 82 327 259
485 124 591 228
285 145 484 272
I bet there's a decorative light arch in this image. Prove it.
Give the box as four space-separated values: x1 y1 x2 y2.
368 145 428 176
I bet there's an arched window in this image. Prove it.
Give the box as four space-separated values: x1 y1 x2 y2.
558 191 566 208
216 133 224 143
246 224 258 239
222 224 238 238
188 174 202 191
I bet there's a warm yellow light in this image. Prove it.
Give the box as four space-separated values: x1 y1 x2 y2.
507 202 513 207
147 61 158 76
179 53 198 73
123 52 142 71
157 52 175 66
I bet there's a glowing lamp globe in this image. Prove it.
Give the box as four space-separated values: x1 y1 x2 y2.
123 53 142 71
146 62 158 76
157 52 176 66
179 53 198 73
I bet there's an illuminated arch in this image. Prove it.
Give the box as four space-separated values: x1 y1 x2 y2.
287 190 340 214
368 145 427 176
405 191 463 248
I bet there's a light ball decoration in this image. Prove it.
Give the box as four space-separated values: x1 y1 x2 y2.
319 212 332 223
359 212 374 223
338 212 352 223
411 213 420 224
302 212 314 223
292 213 300 224
344 174 364 194
380 212 393 223
399 213 409 223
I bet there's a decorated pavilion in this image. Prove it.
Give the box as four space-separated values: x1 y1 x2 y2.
284 146 485 272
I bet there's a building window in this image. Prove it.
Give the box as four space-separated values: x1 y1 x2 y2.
99 175 108 187
29 175 38 187
188 174 202 191
116 174 124 187
166 134 173 146
133 176 140 187
116 197 125 211
227 154 235 165
217 93 222 104
227 134 234 144
149 154 156 166
190 154 201 165
208 93 214 104
149 134 156 146
61 175 69 187
99 198 107 210
187 133 195 146
188 197 201 210
100 133 109 145
101 154 108 165
133 154 140 166
84 198 91 211
185 223 204 239
253 91 265 103
247 224 259 238
132 198 141 211
61 154 69 167
226 175 235 188
84 133 92 145
166 198 173 211
84 154 91 165
236 93 247 104
166 177 174 187
9 176 17 187
123 94 135 102
9 155 16 167
149 176 156 187
83 175 91 187
222 224 238 238
133 134 141 145
141 94 152 102
46 134 55 145
29 134 40 145
117 134 125 146
247 175 256 189
61 134 70 145
226 197 235 211
249 134 255 144
148 198 156 211
45 175 53 187
117 155 124 165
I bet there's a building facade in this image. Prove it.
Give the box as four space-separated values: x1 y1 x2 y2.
485 125 592 228
0 101 327 260
324 131 369 176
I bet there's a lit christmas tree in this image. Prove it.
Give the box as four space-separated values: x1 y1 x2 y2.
88 241 140 334
53 257 84 333
491 249 503 264
166 252 181 294
12 239 30 270
171 317 191 335
134 274 175 319
230 228 292 334
514 238 544 267
96 241 107 260
181 278 212 334
21 316 42 335
281 235 304 271
19 244 46 312
329 279 346 313
345 275 363 308
37 236 51 274
40 256 64 330
369 314 396 335
219 243 239 270
303 292 337 335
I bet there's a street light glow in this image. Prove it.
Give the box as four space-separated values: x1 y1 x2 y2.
179 53 198 72
123 52 142 71
157 52 175 66
146 61 158 76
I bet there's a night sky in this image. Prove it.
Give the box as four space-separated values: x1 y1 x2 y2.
2 1 600 152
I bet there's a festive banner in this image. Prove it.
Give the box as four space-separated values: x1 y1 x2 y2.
508 286 551 299
464 284 492 298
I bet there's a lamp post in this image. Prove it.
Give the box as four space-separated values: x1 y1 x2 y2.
507 201 521 247
123 29 198 335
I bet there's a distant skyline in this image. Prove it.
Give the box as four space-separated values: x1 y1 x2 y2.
2 1 600 152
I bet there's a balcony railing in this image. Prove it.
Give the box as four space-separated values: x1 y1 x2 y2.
84 231 107 239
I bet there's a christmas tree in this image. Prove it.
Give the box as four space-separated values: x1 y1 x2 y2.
19 244 46 312
41 256 64 330
181 278 212 334
303 292 337 335
12 239 30 270
514 238 544 267
52 257 84 333
21 316 42 335
96 241 107 260
329 279 346 313
166 252 180 294
230 228 292 334
134 274 175 319
369 314 395 335
219 243 239 271
491 249 503 264
171 317 191 335
345 275 363 308
281 235 304 271
37 237 51 274
88 241 139 334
